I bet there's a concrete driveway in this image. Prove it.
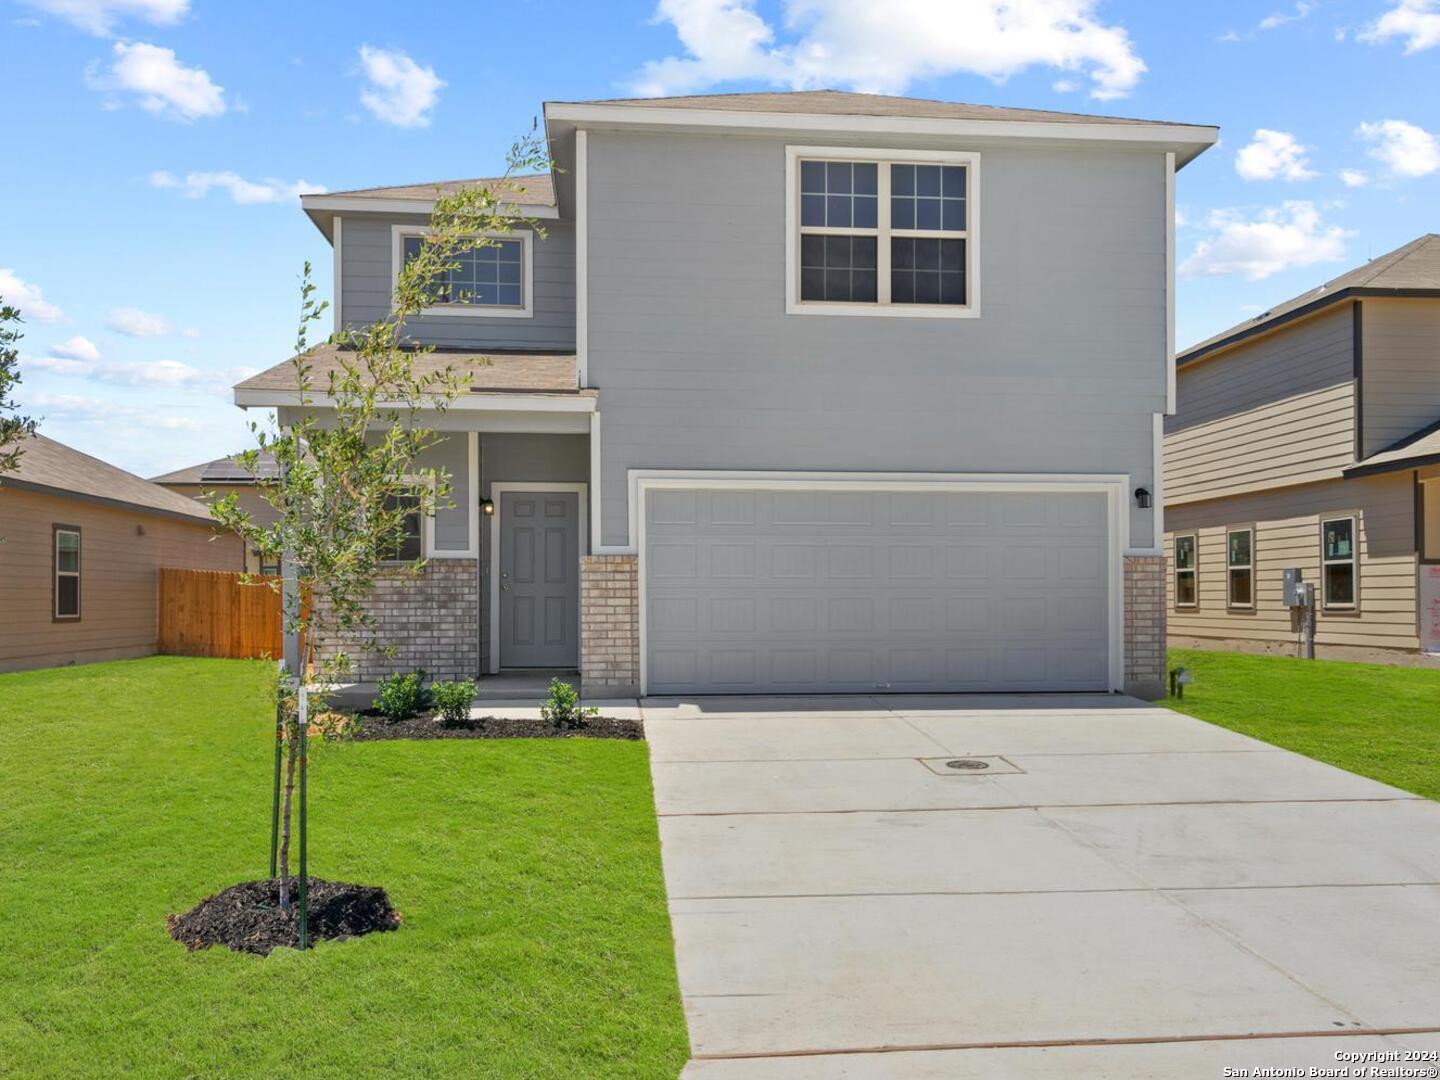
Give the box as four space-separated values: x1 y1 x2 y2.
641 695 1440 1078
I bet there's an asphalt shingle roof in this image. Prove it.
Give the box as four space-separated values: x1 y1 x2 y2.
7 434 216 521
234 344 584 395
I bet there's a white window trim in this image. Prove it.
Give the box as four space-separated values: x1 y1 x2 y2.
1226 525 1255 610
630 470 1126 694
1320 514 1359 611
54 527 81 620
487 482 589 675
785 145 981 319
1174 531 1198 610
390 225 534 319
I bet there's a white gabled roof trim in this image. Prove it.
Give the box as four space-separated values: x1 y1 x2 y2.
545 103 1218 167
233 389 596 413
301 194 559 219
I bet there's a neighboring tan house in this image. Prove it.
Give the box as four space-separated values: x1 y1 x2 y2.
153 453 281 575
1165 233 1440 662
234 90 1219 698
0 434 244 673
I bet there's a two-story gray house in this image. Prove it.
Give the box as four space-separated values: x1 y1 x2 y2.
234 90 1217 699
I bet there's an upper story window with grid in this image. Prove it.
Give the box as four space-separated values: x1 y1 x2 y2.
788 148 978 318
392 227 533 319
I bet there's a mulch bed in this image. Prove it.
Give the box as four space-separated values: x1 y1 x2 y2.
349 711 644 741
168 878 400 957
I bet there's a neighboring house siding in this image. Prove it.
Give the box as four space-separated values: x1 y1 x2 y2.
585 130 1166 549
1360 298 1440 457
1166 304 1356 506
1165 471 1418 652
338 212 576 350
0 487 244 673
162 483 280 574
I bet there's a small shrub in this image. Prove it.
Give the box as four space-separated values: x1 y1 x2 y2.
310 709 361 741
540 677 598 731
373 670 431 721
432 679 477 726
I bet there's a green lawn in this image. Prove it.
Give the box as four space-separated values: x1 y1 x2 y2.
0 657 689 1079
1164 647 1440 801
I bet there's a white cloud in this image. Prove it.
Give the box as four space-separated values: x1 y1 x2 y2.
27 351 246 396
357 45 444 127
1339 168 1369 187
1180 201 1352 281
1234 129 1316 181
90 41 225 121
149 169 323 204
1360 0 1440 52
50 335 101 362
0 269 63 322
1259 1 1315 30
26 392 206 432
632 0 1146 101
17 0 186 35
105 305 196 337
1357 118 1440 178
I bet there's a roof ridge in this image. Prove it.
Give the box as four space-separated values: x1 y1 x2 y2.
321 173 553 200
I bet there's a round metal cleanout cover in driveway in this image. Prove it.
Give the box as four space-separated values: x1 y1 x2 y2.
944 759 991 771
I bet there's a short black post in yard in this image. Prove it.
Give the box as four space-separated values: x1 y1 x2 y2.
298 685 309 950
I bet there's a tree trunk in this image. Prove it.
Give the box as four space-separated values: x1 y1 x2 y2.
277 722 298 911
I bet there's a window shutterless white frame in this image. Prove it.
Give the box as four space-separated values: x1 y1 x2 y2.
1226 525 1255 610
785 145 980 319
53 525 81 621
1173 531 1198 610
487 482 589 675
390 226 534 319
1320 514 1359 611
379 474 434 565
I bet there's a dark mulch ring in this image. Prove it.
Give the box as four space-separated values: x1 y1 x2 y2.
168 877 400 957
349 710 644 741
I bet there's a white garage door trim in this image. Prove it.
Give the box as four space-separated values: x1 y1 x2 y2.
634 471 1130 695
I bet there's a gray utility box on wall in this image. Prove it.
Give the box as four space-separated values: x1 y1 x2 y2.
1283 568 1306 608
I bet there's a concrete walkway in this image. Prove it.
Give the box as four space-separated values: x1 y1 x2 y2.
641 695 1440 1078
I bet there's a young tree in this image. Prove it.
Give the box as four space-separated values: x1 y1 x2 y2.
0 299 39 480
211 133 550 918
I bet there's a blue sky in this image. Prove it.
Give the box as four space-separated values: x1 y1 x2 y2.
3 0 1437 477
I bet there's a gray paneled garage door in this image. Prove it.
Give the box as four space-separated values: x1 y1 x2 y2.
643 488 1111 694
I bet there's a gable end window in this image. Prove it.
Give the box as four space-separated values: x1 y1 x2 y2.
787 147 979 318
392 227 533 319
1174 533 1197 609
53 526 81 621
1320 516 1357 611
1226 527 1254 609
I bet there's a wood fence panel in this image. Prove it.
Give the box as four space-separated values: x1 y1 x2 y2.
159 568 285 660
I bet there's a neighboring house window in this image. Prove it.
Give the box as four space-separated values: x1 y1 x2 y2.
788 148 978 317
1226 527 1254 609
53 526 81 620
381 492 424 563
1174 533 1197 609
1321 516 1357 610
392 227 533 319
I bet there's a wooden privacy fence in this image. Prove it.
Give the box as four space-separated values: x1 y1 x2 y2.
158 568 286 660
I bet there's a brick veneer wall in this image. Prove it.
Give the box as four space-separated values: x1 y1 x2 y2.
1124 554 1166 700
580 554 640 697
312 560 479 682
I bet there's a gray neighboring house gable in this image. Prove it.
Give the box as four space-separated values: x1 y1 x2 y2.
235 89 1218 697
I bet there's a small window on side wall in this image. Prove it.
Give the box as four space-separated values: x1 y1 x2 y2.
1174 533 1197 609
394 228 532 318
54 526 81 620
1321 516 1357 610
1227 527 1254 609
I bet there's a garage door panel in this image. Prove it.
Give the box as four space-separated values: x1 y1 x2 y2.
644 488 1111 694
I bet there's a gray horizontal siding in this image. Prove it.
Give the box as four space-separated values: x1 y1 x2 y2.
587 130 1168 549
1361 298 1440 457
338 211 575 350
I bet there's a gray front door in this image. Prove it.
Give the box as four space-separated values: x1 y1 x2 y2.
644 488 1112 694
499 491 579 668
